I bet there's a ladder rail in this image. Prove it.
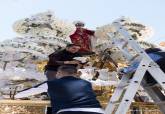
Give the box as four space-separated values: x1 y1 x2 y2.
141 79 165 113
109 22 157 63
148 66 165 89
105 75 130 114
114 58 150 114
105 21 165 114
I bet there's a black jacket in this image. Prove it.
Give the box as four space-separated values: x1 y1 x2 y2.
144 51 165 83
45 49 81 71
47 76 101 113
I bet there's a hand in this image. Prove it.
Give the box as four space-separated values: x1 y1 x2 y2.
64 60 81 65
77 63 83 69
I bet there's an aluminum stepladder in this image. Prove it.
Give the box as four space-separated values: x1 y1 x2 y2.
105 22 165 114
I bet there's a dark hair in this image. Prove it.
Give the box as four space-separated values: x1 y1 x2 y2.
145 48 162 54
58 65 77 74
66 44 81 48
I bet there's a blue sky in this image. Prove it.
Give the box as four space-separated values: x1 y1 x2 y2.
0 0 165 44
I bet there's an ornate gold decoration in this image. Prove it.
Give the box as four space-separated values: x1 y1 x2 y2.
0 100 162 114
35 60 48 72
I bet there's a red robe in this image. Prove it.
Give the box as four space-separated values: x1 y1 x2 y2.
70 28 95 52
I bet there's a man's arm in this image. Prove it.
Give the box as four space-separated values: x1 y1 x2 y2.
49 53 81 65
48 52 64 65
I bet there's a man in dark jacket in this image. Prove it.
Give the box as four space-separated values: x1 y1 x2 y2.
121 48 165 85
47 65 104 114
144 48 165 84
45 44 82 80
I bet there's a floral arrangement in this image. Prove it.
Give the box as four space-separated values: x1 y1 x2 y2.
0 13 155 100
0 12 75 100
0 36 70 58
13 11 76 38
95 17 154 41
0 67 46 99
93 17 155 64
120 18 154 40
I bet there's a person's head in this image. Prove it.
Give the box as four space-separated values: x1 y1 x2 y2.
56 65 78 79
66 44 81 53
73 21 85 28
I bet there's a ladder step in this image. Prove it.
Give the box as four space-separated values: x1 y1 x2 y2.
130 54 139 61
118 83 129 88
110 100 121 104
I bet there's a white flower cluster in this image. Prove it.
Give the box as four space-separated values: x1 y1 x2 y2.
0 36 70 60
13 11 76 38
95 25 116 41
95 17 154 41
0 68 45 81
120 17 154 40
0 35 71 98
0 34 72 96
93 17 155 64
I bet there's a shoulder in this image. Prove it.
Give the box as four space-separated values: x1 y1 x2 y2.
154 51 165 58
148 52 164 61
49 49 65 56
75 52 82 57
78 78 91 85
47 79 57 83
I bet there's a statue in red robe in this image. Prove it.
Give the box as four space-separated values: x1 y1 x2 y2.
70 21 95 53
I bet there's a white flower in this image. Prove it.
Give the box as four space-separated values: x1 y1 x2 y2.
13 11 76 38
95 17 154 41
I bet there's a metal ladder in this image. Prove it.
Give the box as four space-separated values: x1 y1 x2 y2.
105 22 165 114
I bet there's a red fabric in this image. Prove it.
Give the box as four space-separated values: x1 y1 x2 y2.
70 28 95 52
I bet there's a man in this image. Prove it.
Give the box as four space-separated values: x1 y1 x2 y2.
47 65 104 114
121 48 165 85
45 44 82 80
70 21 95 54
